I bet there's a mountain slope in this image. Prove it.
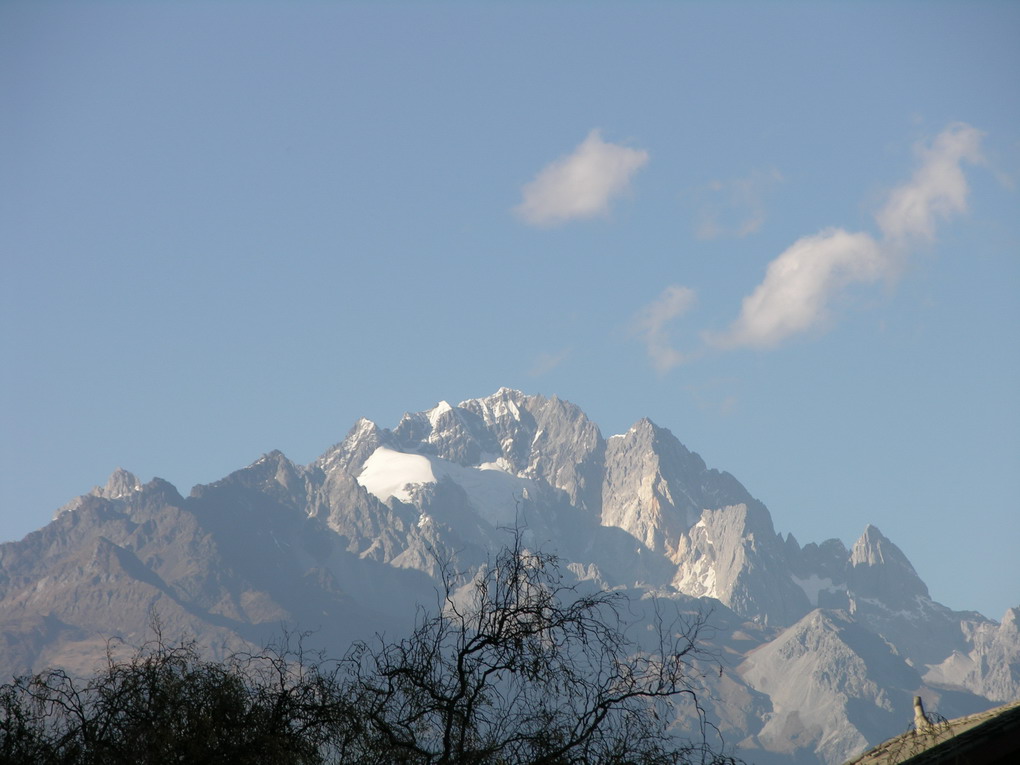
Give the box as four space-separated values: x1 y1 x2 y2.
1 389 1014 765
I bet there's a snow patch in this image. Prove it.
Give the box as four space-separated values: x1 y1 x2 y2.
428 400 453 428
434 458 534 526
356 446 535 526
357 447 437 503
468 390 523 425
491 396 521 421
108 484 141 499
478 460 509 473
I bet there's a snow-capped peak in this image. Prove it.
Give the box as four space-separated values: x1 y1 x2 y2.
460 387 527 426
427 400 454 428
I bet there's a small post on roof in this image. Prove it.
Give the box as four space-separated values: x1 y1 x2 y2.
913 695 933 733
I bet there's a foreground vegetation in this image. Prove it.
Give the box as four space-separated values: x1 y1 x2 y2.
1 532 737 764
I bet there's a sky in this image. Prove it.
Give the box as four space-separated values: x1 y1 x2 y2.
2 2 1018 621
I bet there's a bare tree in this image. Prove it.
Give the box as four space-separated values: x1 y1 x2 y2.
333 526 735 764
1 530 737 765
0 623 336 765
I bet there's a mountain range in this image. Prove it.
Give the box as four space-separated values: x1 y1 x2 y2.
1 388 1016 764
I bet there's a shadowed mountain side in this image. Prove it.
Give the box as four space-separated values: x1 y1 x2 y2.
1 471 433 680
737 610 991 765
1 389 1015 765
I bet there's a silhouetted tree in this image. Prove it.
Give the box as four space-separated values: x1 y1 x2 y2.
1 530 737 765
330 527 734 764
0 622 335 765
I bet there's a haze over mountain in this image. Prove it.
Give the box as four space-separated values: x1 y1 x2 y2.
1 389 1015 765
4 2 1019 632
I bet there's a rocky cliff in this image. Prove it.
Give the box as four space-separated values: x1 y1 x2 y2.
1 389 1015 764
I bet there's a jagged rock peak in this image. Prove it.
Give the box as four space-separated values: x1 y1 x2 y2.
98 468 142 499
602 417 754 540
350 416 379 437
848 524 929 607
53 467 145 519
850 525 894 567
673 503 810 625
460 389 604 511
245 451 302 485
344 389 605 512
390 399 499 466
427 399 454 425
249 449 287 465
338 417 383 452
849 525 925 579
608 416 662 441
460 387 528 421
608 418 705 467
601 419 705 553
784 532 801 552
1000 606 1018 630
630 415 656 432
315 417 385 474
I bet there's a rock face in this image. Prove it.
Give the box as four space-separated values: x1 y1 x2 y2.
0 388 1015 765
673 503 810 626
847 525 930 610
601 418 746 555
0 461 433 680
740 609 915 764
924 607 1020 703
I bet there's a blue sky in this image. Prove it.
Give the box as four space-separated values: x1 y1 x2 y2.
2 2 1018 620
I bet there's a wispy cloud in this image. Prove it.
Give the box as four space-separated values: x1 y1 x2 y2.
696 167 783 240
708 123 983 351
633 285 697 372
876 123 984 242
529 349 570 377
516 130 649 226
685 379 740 416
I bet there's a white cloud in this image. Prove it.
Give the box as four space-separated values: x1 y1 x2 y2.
633 285 697 372
709 123 983 351
876 123 984 242
516 130 649 226
707 228 886 349
696 167 783 240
